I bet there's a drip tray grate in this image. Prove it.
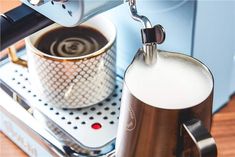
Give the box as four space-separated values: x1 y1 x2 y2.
0 61 123 155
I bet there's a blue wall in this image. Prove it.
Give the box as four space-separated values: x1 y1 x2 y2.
193 0 235 111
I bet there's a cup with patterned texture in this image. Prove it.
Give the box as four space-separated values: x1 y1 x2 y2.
12 15 116 108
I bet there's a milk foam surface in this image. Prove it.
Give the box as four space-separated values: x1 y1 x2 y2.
125 51 213 109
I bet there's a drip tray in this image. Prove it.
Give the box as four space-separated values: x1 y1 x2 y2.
0 61 123 156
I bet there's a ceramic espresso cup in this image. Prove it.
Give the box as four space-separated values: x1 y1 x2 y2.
9 15 116 108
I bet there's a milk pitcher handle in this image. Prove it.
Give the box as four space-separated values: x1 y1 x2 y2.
183 119 217 157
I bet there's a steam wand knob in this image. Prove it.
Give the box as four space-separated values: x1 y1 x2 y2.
128 0 165 65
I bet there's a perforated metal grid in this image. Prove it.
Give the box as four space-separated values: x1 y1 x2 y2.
0 62 122 150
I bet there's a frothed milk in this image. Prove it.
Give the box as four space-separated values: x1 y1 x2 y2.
125 51 213 109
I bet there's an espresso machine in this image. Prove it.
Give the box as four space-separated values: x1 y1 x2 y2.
0 0 234 156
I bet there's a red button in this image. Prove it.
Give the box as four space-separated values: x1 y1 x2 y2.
91 123 102 130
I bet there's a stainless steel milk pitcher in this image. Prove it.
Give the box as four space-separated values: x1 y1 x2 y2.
115 50 217 157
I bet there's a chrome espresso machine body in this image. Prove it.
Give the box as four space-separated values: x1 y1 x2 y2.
0 0 234 157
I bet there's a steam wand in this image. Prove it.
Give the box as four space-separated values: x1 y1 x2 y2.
128 0 165 65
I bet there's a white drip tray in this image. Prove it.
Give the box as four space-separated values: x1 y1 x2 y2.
0 61 123 156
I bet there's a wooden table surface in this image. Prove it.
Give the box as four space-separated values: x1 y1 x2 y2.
211 95 235 157
0 1 235 157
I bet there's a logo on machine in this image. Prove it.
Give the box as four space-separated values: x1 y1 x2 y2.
3 120 38 157
126 104 136 131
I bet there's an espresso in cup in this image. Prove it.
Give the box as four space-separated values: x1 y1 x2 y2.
35 26 108 57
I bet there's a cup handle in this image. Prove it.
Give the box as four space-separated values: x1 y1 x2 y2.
182 119 217 157
7 45 27 67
